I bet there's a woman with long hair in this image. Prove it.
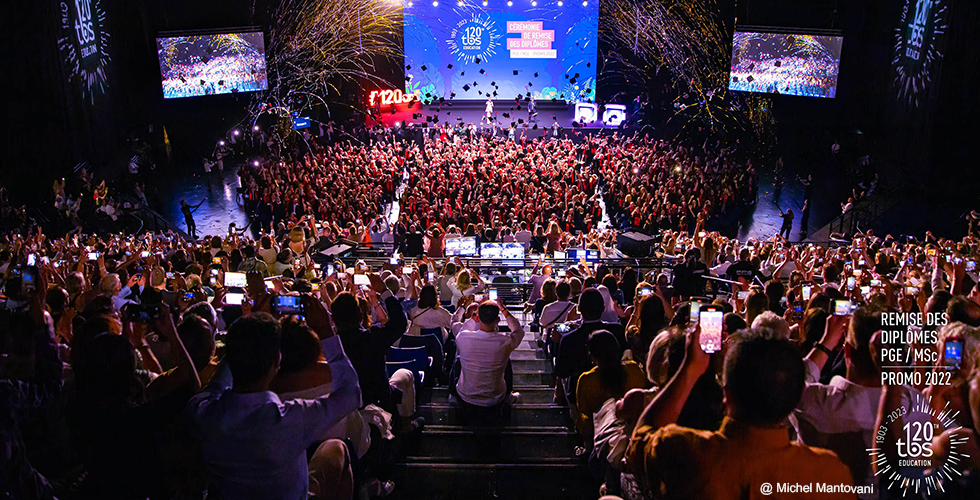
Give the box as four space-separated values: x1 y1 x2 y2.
575 330 648 496
546 221 563 254
407 285 453 342
625 292 671 367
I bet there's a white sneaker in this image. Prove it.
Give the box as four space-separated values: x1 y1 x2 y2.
509 391 521 404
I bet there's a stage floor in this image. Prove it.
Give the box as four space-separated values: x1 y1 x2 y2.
367 99 626 132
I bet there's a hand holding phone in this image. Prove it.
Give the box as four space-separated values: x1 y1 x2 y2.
699 309 723 354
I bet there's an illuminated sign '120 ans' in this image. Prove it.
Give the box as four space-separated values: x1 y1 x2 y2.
368 89 420 107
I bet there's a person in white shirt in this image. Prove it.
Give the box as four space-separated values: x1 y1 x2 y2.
455 301 525 410
407 285 453 341
540 281 575 331
449 268 485 307
792 306 920 499
514 222 532 249
450 301 480 338
526 261 552 304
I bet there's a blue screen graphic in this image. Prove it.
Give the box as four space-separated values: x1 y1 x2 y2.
403 1 598 102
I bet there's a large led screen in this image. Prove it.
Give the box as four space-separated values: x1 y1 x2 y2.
403 0 598 102
729 31 843 98
157 31 268 99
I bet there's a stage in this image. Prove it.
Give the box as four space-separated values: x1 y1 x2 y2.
365 98 632 133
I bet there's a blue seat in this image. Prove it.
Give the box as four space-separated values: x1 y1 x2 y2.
399 333 444 385
387 346 427 389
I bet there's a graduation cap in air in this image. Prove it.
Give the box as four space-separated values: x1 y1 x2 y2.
439 97 446 102
447 63 453 69
473 81 478 86
518 118 525 124
585 87 592 94
513 70 519 75
516 105 522 110
475 57 481 64
457 117 463 121
586 62 591 67
532 124 538 130
450 93 456 98
550 115 556 119
421 65 427 71
493 91 499 96
405 76 412 81
460 71 465 76
569 78 577 84
528 82 533 86
534 72 539 77
463 84 471 91
406 65 412 70
426 116 433 122
490 81 496 86
574 73 580 78
480 69 486 74
564 74 569 79
503 112 510 118
478 91 483 95
413 113 421 119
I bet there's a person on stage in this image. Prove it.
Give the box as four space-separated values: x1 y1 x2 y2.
484 97 494 124
528 95 537 122
181 198 205 239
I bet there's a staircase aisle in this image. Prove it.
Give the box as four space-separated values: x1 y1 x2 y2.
390 320 599 500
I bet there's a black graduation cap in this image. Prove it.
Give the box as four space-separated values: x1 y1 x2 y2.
490 81 496 86
480 69 486 74
585 88 591 94
426 116 433 122
475 57 481 64
405 76 412 81
564 74 569 79
450 92 456 98
457 117 463 121
406 65 412 70
516 105 522 110
200 80 206 86
421 65 427 71
513 70 519 75
586 62 591 68
518 118 525 124
460 71 465 76
574 73 580 78
534 72 539 77
532 124 538 130
413 113 420 119
550 115 556 119
569 78 577 84
478 91 483 95
493 91 498 96
439 97 446 102
447 63 453 69
463 84 471 91
528 82 533 86
503 112 510 118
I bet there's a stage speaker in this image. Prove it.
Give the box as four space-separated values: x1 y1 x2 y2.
602 105 627 126
617 231 657 257
574 102 598 124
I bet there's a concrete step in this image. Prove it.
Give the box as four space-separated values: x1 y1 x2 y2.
511 358 551 373
390 461 598 500
514 370 553 386
419 403 570 427
514 339 541 351
423 386 556 405
509 349 546 360
413 426 579 460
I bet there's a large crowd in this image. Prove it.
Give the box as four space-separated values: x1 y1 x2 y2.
2 195 980 498
161 53 267 99
237 132 759 253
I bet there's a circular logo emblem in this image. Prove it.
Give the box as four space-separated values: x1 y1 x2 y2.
447 15 501 64
58 0 111 102
893 0 946 107
868 394 965 495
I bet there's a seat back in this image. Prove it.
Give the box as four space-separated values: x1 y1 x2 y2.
385 359 416 380
388 346 428 386
400 333 444 385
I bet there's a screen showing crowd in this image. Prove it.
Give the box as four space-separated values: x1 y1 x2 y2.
403 0 598 102
728 31 843 99
156 31 268 99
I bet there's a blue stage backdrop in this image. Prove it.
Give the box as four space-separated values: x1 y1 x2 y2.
403 0 598 103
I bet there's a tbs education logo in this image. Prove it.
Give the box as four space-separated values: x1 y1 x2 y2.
868 394 968 495
893 0 946 107
447 15 501 64
58 0 111 102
